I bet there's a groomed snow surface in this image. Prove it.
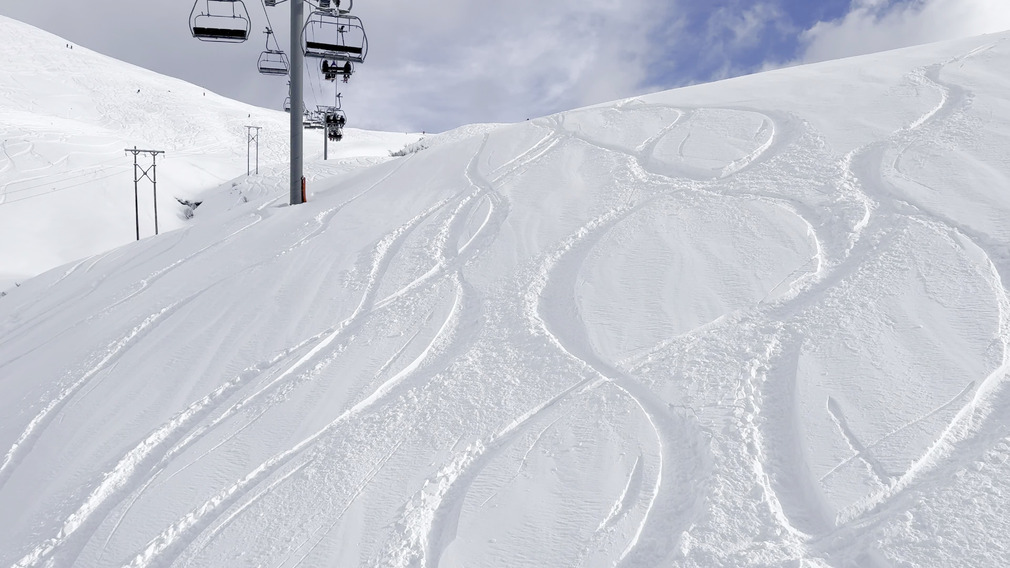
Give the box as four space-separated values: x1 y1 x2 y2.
2 16 1010 568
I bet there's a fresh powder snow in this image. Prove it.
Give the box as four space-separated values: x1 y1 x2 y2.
1 14 1009 568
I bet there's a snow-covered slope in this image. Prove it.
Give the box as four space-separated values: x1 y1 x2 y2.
2 18 1010 568
0 15 417 291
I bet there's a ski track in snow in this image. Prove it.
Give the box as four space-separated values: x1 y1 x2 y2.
123 275 468 568
84 141 506 568
8 185 463 567
752 45 1010 564
6 30 1010 568
0 301 191 493
821 49 1010 530
378 104 826 567
359 137 577 568
527 200 710 566
523 46 1010 564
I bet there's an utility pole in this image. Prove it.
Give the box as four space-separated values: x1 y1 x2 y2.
290 0 304 205
246 125 262 175
125 147 165 240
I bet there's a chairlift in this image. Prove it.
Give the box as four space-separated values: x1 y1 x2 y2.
258 29 289 76
259 50 289 75
315 105 345 141
328 109 347 127
283 96 291 112
321 60 353 82
302 11 368 63
190 0 252 43
304 109 325 129
318 106 346 127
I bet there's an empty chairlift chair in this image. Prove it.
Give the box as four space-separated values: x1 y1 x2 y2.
258 50 289 75
258 29 289 76
190 0 252 43
302 11 368 64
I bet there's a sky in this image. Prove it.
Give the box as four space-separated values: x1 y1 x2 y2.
1 0 1009 133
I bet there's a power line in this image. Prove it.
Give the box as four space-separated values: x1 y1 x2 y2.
0 168 129 206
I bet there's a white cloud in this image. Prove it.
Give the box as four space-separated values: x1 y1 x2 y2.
0 1 673 133
689 2 796 82
346 0 666 131
711 3 792 50
801 0 1010 63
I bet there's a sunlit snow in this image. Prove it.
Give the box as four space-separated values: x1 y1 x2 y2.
2 15 1009 568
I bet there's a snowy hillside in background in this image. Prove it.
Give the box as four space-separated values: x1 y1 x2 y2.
2 16 1010 568
0 15 418 291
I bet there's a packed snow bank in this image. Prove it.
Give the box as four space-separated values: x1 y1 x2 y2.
2 22 1010 568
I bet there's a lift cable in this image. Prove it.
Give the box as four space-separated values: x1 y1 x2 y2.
1 158 129 196
0 168 130 207
257 0 282 52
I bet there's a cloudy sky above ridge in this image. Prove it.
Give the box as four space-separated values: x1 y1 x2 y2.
1 0 1009 133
